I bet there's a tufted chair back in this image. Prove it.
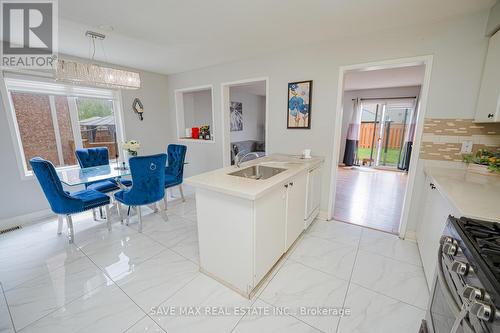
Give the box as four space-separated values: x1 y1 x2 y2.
30 157 82 214
120 154 167 206
166 144 187 181
75 147 110 168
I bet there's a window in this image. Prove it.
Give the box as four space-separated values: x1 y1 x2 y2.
3 76 124 176
175 86 214 142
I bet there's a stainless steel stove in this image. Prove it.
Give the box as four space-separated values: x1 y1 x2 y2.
424 216 500 333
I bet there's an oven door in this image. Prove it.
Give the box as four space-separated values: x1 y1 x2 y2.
427 246 475 333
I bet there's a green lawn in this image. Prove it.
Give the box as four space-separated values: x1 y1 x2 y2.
357 147 401 166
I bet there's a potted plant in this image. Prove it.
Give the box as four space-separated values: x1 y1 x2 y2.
200 125 211 140
122 140 140 156
462 149 500 176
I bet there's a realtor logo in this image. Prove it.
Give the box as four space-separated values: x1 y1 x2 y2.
1 0 58 68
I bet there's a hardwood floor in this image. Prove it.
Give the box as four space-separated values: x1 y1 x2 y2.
333 167 407 234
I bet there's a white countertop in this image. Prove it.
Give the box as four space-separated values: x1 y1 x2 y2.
185 154 324 200
424 166 500 223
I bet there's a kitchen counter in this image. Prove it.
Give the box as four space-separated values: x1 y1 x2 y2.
424 166 500 223
187 153 324 297
185 154 324 200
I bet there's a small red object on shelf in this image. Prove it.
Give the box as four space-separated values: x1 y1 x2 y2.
191 127 199 139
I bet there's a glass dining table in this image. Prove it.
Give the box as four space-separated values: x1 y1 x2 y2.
58 164 131 187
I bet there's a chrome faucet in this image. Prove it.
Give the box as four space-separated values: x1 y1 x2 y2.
235 152 260 168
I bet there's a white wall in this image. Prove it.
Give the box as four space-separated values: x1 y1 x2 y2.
229 90 265 143
339 86 422 160
0 61 170 225
182 90 213 129
166 11 490 235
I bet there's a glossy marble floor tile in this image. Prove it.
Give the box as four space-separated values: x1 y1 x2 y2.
141 215 198 251
289 234 358 280
336 284 425 333
1 193 430 333
351 250 429 309
5 255 110 330
0 283 14 333
21 284 144 333
113 248 198 311
124 316 165 333
259 260 349 332
79 231 166 279
151 274 253 333
73 219 139 248
359 228 422 266
232 300 321 333
306 220 362 246
0 239 84 291
167 198 197 218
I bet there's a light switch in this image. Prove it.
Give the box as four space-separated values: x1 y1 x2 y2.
461 140 473 154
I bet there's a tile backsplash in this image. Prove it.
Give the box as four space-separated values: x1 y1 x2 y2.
420 119 500 161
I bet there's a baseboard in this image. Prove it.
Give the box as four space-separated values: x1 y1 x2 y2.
404 230 417 241
316 210 329 221
0 209 55 230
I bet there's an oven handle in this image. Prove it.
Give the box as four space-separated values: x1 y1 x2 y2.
437 244 461 316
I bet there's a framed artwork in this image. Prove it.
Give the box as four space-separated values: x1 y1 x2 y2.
287 80 312 129
230 101 243 132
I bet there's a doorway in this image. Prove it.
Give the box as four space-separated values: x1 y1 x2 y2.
357 98 416 169
221 78 268 167
328 57 433 236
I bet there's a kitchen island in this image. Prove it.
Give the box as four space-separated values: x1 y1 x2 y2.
185 154 324 297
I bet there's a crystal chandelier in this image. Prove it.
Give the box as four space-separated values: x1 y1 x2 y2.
55 31 141 90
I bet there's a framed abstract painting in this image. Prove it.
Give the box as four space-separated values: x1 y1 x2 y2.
287 80 312 129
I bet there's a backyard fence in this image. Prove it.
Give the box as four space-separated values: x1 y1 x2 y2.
358 122 405 149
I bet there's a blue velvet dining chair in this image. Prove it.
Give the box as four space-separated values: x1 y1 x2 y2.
75 147 131 219
30 157 111 243
114 154 167 232
163 144 187 210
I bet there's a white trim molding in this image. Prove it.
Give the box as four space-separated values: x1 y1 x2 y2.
174 84 216 143
1 73 126 180
220 77 269 167
326 55 434 239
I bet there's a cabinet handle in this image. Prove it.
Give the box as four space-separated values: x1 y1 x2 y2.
289 182 293 187
488 113 494 119
284 184 288 188
430 183 436 190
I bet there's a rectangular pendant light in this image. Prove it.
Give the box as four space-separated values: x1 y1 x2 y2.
55 59 141 90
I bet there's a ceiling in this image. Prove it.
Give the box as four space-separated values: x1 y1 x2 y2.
344 65 426 91
58 0 495 75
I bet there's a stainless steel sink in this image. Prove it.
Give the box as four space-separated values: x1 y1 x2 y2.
228 165 286 180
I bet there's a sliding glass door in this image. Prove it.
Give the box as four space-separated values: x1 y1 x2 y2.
357 99 415 169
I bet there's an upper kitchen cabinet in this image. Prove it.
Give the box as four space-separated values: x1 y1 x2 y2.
475 30 500 122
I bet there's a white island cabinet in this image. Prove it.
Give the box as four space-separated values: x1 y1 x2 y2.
185 154 323 298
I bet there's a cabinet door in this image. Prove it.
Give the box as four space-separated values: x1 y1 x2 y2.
254 184 286 283
475 30 500 122
285 172 307 251
416 176 457 289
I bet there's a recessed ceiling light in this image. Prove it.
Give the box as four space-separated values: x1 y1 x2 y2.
97 24 114 32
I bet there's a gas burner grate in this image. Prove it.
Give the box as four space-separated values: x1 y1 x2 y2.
459 218 500 283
